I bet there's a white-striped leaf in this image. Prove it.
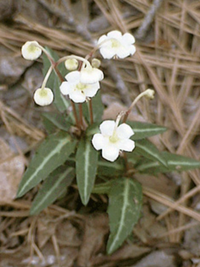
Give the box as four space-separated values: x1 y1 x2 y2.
135 139 167 167
30 166 75 215
107 178 142 254
127 121 167 140
136 152 200 173
42 112 71 133
76 137 98 205
17 131 77 198
92 180 113 195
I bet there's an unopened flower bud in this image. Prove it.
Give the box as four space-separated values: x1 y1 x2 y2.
145 89 155 99
21 41 42 60
65 58 79 71
91 58 101 68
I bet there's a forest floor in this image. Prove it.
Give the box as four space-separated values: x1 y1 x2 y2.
1 0 200 266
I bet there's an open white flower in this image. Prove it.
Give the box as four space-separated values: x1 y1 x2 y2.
34 87 54 106
60 71 100 103
21 41 42 60
97 30 136 59
92 120 135 162
80 64 104 84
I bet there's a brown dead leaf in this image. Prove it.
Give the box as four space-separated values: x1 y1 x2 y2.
77 213 109 267
0 138 24 202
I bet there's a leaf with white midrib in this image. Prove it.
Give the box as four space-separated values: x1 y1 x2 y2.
128 121 167 140
135 139 167 167
30 166 75 215
17 131 77 198
107 178 142 254
76 137 98 205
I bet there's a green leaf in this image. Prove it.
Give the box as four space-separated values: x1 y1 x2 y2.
42 112 71 133
107 178 142 254
17 131 77 198
92 180 113 194
76 136 98 205
97 158 125 177
135 139 167 167
43 47 70 113
136 152 200 174
127 121 167 140
30 166 75 215
91 90 104 123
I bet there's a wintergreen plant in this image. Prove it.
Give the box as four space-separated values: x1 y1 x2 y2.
17 30 200 254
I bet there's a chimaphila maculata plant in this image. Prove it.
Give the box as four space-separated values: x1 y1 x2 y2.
18 30 200 254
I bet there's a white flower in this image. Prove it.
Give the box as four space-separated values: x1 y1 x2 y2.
60 71 100 103
21 41 42 60
34 87 54 106
65 58 78 71
97 30 136 59
92 120 135 162
80 64 104 84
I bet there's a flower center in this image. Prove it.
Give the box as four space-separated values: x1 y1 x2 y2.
76 83 87 90
111 39 121 48
109 131 119 143
39 89 48 98
28 44 37 53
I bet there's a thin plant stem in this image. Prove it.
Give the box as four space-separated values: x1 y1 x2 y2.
78 103 83 129
123 90 154 123
71 100 79 128
88 99 93 124
41 65 53 89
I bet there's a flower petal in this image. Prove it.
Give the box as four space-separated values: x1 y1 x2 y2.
65 71 80 82
60 81 71 95
117 123 134 139
122 33 135 45
99 47 116 59
69 91 86 103
116 47 131 59
129 45 136 55
117 139 135 152
92 133 105 150
107 30 122 40
84 83 100 97
100 120 115 136
102 145 119 162
97 34 107 45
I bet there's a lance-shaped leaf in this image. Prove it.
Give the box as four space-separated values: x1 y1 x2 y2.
127 121 167 140
136 152 200 174
42 111 71 133
43 47 70 113
92 180 113 195
134 139 167 167
17 131 77 198
30 166 75 215
97 158 124 177
107 178 142 254
76 136 98 205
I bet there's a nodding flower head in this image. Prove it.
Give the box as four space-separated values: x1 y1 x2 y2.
92 120 135 162
33 87 54 106
21 41 42 60
97 30 136 59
